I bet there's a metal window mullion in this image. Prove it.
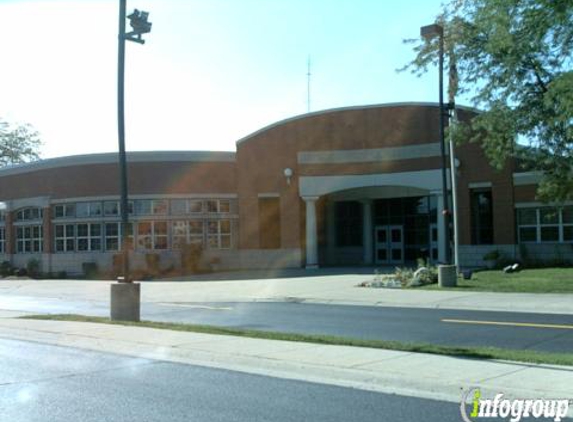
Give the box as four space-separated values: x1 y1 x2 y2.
536 209 541 243
87 223 92 252
185 220 191 244
559 208 564 243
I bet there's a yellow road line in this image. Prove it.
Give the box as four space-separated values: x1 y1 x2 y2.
158 303 233 311
441 318 573 330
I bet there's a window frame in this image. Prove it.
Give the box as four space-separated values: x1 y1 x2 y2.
16 224 43 253
517 206 573 243
206 219 232 249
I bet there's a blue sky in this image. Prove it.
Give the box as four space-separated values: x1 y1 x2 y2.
0 0 458 158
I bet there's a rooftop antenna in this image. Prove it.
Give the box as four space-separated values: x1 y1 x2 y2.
306 55 311 113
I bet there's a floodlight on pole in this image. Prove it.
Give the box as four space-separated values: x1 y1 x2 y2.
420 24 443 39
116 0 151 278
126 8 152 44
420 22 450 265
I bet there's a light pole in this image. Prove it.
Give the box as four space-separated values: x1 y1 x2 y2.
448 105 460 272
447 50 460 272
111 0 152 322
421 23 450 265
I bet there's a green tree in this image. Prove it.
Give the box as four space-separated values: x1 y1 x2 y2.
0 119 41 166
402 0 573 201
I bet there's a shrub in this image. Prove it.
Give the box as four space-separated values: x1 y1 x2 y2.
393 259 438 288
180 243 203 274
209 257 221 272
412 258 438 286
414 267 438 285
483 250 500 261
82 262 98 279
519 243 530 264
394 267 414 287
145 253 160 276
26 258 40 278
0 261 13 277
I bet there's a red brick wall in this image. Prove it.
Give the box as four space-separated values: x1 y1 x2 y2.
237 104 516 249
0 161 237 200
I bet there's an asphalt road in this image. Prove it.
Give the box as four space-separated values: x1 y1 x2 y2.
0 338 467 422
145 301 573 353
1 294 573 352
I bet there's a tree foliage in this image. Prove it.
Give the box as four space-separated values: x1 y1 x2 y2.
0 119 41 166
402 0 573 201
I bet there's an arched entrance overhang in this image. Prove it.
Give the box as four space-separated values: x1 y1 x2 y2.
299 170 447 268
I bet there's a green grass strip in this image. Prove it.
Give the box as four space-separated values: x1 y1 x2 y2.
21 313 573 367
420 268 573 293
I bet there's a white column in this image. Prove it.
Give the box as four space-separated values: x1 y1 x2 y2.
362 199 373 265
435 192 446 263
304 196 319 269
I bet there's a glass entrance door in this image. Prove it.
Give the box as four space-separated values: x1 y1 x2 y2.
375 225 404 265
429 223 438 262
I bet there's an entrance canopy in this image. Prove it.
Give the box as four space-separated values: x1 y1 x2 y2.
300 170 449 269
299 169 444 198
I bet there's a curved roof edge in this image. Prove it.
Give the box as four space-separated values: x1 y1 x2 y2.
0 150 236 177
235 102 480 146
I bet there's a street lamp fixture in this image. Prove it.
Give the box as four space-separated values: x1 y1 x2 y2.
420 23 443 39
420 23 450 265
126 9 152 44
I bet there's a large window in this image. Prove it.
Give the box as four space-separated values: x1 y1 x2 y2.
517 206 573 243
105 223 120 251
16 207 43 221
172 220 204 248
471 189 494 244
171 199 204 215
49 198 237 253
54 202 104 219
16 225 43 253
76 202 102 218
171 199 188 215
55 224 75 252
207 220 231 249
206 199 231 213
136 221 168 250
104 222 133 251
54 204 75 219
563 207 573 241
77 223 102 251
135 199 168 216
335 201 363 247
55 223 102 252
103 201 134 217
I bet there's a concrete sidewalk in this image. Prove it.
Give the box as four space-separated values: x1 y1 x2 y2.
0 316 571 411
0 269 572 315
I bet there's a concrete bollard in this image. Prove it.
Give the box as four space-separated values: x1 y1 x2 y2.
438 265 457 288
110 282 140 322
